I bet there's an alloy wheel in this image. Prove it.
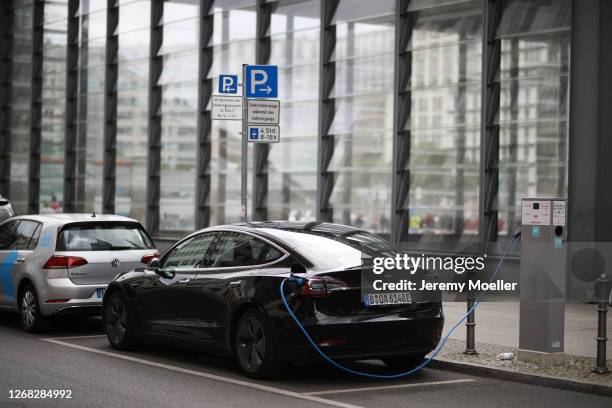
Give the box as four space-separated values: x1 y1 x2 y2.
106 297 128 345
21 290 36 329
236 316 266 372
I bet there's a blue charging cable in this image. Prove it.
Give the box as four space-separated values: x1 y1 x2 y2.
279 231 521 379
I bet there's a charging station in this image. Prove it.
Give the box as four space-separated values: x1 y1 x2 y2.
518 198 567 367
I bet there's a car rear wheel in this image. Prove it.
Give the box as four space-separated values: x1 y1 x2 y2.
104 291 139 350
234 309 284 379
382 354 427 372
18 283 46 333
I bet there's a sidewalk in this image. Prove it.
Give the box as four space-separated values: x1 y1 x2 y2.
442 302 611 358
435 302 612 393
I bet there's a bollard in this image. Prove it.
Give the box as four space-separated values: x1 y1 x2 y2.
593 273 609 373
464 270 477 355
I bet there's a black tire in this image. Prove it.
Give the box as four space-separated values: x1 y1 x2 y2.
234 309 284 379
18 283 46 333
104 291 140 350
382 354 427 371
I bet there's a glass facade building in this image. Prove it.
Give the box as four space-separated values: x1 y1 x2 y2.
0 0 573 253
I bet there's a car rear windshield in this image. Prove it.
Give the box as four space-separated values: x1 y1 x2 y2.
57 222 154 251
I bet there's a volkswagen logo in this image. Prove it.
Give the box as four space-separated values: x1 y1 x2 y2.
111 258 120 268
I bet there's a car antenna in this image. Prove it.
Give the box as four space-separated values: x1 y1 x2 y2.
91 211 96 218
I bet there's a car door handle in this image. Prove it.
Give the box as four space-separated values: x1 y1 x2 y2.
178 278 192 284
229 281 242 286
14 258 25 264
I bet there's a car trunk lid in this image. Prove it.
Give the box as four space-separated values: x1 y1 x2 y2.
306 267 434 316
56 250 155 285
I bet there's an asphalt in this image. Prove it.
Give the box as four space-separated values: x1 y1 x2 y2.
0 311 610 408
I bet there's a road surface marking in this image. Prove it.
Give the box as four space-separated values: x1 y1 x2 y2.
41 337 362 408
42 334 107 340
305 379 476 396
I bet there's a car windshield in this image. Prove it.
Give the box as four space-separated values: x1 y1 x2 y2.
57 223 154 251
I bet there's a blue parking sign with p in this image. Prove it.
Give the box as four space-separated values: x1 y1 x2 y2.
249 128 259 140
219 75 238 94
245 65 278 98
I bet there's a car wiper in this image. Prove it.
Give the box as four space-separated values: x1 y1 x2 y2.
108 246 137 250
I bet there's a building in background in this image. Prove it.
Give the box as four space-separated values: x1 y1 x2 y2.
1 0 607 257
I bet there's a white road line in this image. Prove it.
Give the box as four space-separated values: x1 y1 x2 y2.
43 334 107 340
40 338 362 408
304 379 476 396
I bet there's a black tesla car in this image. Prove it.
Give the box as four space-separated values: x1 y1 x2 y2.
102 222 443 378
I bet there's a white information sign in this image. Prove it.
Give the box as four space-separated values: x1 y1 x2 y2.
247 99 280 125
521 200 551 226
552 200 566 226
212 95 242 120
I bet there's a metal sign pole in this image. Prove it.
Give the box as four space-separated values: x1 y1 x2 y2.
241 64 248 222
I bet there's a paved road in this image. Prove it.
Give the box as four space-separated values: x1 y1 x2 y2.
0 311 609 408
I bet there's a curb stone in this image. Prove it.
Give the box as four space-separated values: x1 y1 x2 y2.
430 357 612 398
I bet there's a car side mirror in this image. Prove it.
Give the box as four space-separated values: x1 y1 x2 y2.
155 268 175 279
148 258 161 270
290 262 306 274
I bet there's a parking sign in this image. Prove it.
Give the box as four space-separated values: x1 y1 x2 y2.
219 75 238 94
245 65 278 98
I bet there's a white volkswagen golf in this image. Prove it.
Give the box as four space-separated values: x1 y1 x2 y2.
0 214 159 332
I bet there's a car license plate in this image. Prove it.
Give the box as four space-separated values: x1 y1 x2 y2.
96 288 105 299
364 292 411 306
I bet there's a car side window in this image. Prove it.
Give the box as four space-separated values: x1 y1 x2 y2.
209 231 284 268
0 220 18 250
10 221 41 250
28 224 42 250
163 233 215 269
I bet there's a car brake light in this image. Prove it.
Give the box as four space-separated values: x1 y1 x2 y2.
43 255 88 269
141 253 161 264
301 277 348 297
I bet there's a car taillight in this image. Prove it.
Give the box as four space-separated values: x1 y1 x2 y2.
301 277 348 297
43 255 88 269
141 252 160 264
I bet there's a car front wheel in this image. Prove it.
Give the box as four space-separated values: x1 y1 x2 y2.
104 291 140 350
234 309 284 379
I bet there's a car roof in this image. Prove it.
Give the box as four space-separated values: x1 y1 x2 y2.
9 213 140 226
229 221 362 235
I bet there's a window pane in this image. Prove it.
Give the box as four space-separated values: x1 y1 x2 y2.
9 4 33 214
117 0 151 33
209 4 256 225
497 0 571 37
405 1 482 239
496 11 570 236
164 234 215 269
0 221 18 250
58 223 154 251
327 1 395 234
117 29 150 61
76 6 107 213
210 232 282 267
115 0 149 227
267 0 319 221
332 0 394 24
160 82 198 231
158 51 199 85
81 9 107 40
158 18 198 55
10 221 39 250
40 3 68 213
163 0 199 24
